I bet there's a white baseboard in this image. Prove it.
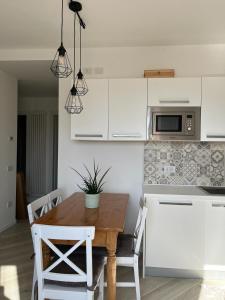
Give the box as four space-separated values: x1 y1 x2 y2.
0 219 16 233
145 267 225 280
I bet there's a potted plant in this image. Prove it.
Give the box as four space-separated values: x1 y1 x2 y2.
72 161 111 208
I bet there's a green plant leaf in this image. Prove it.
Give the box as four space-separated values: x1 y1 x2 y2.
72 161 111 195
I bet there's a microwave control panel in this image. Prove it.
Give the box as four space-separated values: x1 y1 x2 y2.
185 114 195 135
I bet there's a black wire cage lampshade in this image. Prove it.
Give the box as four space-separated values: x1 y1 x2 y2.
50 0 72 78
65 84 83 114
50 43 72 78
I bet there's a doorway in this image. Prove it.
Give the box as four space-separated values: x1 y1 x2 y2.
0 60 58 206
17 108 58 203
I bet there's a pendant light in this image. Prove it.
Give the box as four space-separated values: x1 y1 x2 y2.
50 0 72 78
64 13 83 114
75 24 88 96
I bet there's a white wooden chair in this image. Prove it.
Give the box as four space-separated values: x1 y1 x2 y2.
27 195 52 224
114 202 148 300
32 224 104 300
27 194 54 300
48 188 64 207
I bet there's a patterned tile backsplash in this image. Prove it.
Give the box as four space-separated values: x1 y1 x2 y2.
144 142 225 186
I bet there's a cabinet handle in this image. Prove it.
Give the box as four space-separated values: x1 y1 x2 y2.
112 134 142 138
212 203 225 207
75 134 103 138
159 201 193 206
206 135 225 139
159 99 190 104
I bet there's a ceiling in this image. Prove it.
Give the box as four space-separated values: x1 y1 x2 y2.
0 0 225 49
0 61 58 97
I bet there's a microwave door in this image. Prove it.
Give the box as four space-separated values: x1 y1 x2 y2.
153 113 185 135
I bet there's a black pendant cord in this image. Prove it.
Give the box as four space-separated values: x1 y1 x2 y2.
73 13 76 85
61 0 64 45
77 11 86 29
79 24 82 71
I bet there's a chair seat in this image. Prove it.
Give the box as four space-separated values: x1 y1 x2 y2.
116 234 135 257
55 233 135 260
91 234 135 258
45 254 104 291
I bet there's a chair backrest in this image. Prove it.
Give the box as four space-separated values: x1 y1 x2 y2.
32 224 95 293
48 188 64 207
27 195 52 224
133 200 148 255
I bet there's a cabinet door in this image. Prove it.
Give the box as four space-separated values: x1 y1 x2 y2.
148 78 201 106
109 79 147 141
205 199 225 269
71 79 108 141
145 196 205 270
201 77 225 141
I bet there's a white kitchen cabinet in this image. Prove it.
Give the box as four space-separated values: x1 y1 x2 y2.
148 78 201 107
145 195 205 270
205 199 225 269
201 77 225 141
71 79 108 141
109 79 147 141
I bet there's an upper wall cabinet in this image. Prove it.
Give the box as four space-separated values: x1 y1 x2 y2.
71 79 108 141
148 78 202 107
109 79 147 141
201 77 225 141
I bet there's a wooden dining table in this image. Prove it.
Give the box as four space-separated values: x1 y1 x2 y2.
34 192 129 300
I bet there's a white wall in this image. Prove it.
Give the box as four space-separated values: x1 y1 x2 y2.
0 70 17 232
18 97 58 113
58 44 225 232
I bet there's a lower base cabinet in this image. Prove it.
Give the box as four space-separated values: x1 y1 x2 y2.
205 200 225 269
145 195 225 278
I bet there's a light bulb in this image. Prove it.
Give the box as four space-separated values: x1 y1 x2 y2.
57 54 66 74
58 54 65 66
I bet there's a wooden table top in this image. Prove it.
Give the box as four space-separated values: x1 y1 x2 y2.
34 192 129 232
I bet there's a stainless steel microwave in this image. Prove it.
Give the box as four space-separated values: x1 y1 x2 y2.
148 107 201 141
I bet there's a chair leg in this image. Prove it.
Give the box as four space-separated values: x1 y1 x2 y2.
98 269 104 300
134 258 141 300
87 290 94 300
31 263 37 300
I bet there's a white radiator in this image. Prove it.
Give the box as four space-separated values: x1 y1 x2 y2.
26 112 47 201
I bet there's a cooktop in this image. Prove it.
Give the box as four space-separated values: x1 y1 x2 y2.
200 186 225 195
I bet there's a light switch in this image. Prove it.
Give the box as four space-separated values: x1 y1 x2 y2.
6 201 13 208
7 166 13 172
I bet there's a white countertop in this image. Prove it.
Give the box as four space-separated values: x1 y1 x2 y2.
143 185 220 196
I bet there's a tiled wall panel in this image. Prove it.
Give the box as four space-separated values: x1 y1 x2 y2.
144 142 225 186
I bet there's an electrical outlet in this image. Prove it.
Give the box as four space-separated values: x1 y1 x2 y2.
163 165 176 175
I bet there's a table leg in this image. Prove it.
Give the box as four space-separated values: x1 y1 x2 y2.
106 232 118 300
